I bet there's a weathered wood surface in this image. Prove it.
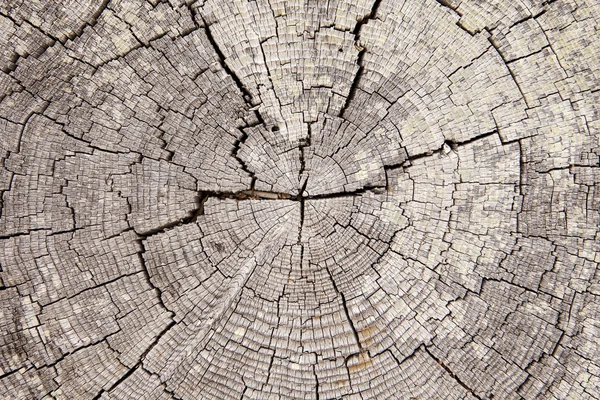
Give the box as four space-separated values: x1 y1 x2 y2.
0 0 599 399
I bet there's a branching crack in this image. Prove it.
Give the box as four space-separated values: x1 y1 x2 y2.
202 18 269 187
92 321 177 399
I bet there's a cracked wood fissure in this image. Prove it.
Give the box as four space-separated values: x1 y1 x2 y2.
338 0 382 118
0 0 599 399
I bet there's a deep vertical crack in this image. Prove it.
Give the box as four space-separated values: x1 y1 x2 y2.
326 267 362 351
298 123 311 194
136 238 175 316
232 123 259 191
202 18 266 188
313 364 320 400
340 292 362 351
339 0 382 118
487 33 529 107
424 346 483 399
202 18 256 106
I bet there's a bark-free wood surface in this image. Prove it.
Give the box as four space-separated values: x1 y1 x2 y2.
1 0 599 399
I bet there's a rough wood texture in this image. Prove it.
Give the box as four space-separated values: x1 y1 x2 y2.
1 0 599 399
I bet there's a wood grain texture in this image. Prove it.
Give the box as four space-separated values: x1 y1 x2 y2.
0 0 599 399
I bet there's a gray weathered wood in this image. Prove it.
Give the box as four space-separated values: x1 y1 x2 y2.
1 0 599 399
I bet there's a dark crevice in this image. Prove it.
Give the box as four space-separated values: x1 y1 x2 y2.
133 192 209 238
424 346 483 399
130 188 303 242
182 0 200 36
536 24 570 77
338 0 382 118
0 11 62 64
91 365 139 400
487 33 529 107
297 179 308 277
435 0 460 14
505 45 550 64
338 49 364 119
2 53 21 74
516 138 524 235
298 181 308 243
203 188 295 201
325 267 362 351
298 123 312 194
434 0 475 36
340 291 362 351
14 106 50 154
0 368 20 381
0 0 110 74
40 271 142 309
135 187 387 223
232 122 260 191
444 130 499 148
35 333 120 372
136 239 176 316
509 9 548 29
351 0 383 36
140 321 177 360
306 185 386 200
389 130 499 168
482 277 545 297
93 320 177 399
0 228 53 240
239 386 248 400
74 0 111 40
107 9 147 48
389 345 421 367
201 20 266 187
313 365 320 400
202 18 256 106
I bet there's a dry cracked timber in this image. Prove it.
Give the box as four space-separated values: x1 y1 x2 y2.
0 0 599 399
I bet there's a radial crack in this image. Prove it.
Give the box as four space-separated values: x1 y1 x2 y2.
202 19 256 106
338 0 382 118
424 347 483 400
